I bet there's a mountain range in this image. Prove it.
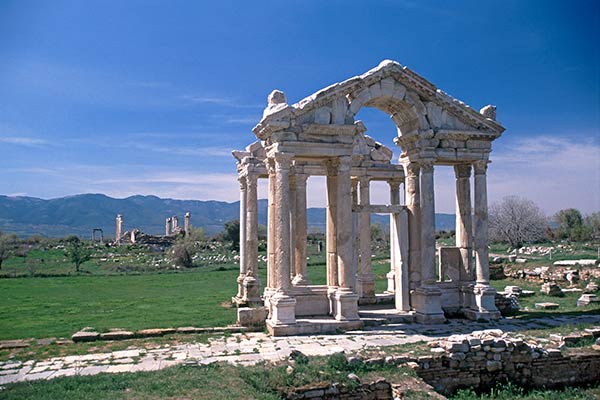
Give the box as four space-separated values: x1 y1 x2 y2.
0 194 455 238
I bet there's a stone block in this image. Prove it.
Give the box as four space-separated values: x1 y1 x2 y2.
577 294 600 307
237 307 268 327
71 331 99 342
99 330 134 340
534 302 559 310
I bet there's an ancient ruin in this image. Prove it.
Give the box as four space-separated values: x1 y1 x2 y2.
233 60 505 335
113 213 192 248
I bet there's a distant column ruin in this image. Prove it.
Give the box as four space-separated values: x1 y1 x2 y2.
184 212 191 235
165 217 172 236
115 214 123 243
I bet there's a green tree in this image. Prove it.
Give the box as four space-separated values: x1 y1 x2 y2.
584 212 600 239
554 208 590 241
222 220 240 251
171 227 205 268
0 233 18 270
64 238 91 272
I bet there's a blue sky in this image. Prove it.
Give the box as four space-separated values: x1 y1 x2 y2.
0 0 598 214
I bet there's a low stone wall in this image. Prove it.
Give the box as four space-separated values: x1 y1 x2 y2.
415 329 600 395
282 329 600 399
286 379 391 400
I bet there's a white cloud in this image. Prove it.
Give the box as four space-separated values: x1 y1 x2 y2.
0 136 49 147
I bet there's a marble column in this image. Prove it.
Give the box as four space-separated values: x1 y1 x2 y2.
335 156 359 321
326 159 339 316
184 212 191 235
266 159 276 290
115 214 123 244
236 177 247 301
289 174 296 281
356 176 375 299
468 160 500 320
404 162 421 293
351 178 359 290
165 217 172 237
413 160 445 323
386 180 401 293
268 152 296 325
455 164 474 310
243 173 261 303
293 173 309 285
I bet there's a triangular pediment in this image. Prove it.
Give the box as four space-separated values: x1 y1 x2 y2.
253 60 505 141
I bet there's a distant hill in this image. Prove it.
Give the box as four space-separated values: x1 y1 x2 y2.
0 194 455 238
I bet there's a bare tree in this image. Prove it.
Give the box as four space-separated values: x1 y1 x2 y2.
489 196 548 249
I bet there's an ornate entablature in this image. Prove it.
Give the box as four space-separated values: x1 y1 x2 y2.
252 60 505 166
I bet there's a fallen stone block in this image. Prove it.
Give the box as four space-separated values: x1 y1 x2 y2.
136 328 176 338
71 331 100 343
99 330 135 340
577 294 600 307
535 302 559 310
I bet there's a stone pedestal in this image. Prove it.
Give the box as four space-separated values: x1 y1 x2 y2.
334 289 360 321
242 275 261 304
267 292 297 325
464 283 501 320
412 286 445 324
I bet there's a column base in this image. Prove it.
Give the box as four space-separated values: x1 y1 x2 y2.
242 275 262 304
385 271 395 294
327 286 338 317
267 292 296 325
334 289 360 321
356 276 375 300
459 282 475 309
412 285 446 324
464 283 500 321
292 274 311 286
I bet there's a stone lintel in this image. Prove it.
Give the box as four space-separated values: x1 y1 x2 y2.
353 204 406 214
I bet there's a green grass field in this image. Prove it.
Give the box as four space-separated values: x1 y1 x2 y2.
0 259 392 340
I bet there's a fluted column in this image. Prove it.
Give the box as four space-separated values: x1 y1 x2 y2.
243 173 261 302
357 176 375 299
326 159 339 289
412 159 445 324
404 162 421 292
289 174 296 281
236 177 247 300
466 160 499 320
454 164 473 280
336 156 353 290
473 161 489 284
420 161 436 286
293 173 309 285
265 159 276 290
334 156 359 321
386 179 401 293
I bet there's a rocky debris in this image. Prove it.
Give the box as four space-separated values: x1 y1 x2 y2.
504 286 522 296
136 328 176 338
0 339 30 349
71 330 100 342
584 282 599 294
540 282 563 297
535 302 559 310
549 330 596 347
288 350 309 364
100 329 135 340
554 259 598 267
495 293 519 316
577 294 600 307
565 269 580 285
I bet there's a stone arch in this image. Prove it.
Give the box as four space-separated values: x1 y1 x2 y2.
347 78 428 137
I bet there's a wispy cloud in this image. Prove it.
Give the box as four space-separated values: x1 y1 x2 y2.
180 94 262 109
0 136 49 147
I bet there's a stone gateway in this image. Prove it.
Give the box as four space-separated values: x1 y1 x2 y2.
232 60 505 335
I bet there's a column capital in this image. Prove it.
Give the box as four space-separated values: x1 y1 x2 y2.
388 178 402 189
264 158 276 175
238 176 247 191
338 155 352 172
454 164 472 179
273 152 294 170
325 158 340 175
420 160 435 174
473 160 489 175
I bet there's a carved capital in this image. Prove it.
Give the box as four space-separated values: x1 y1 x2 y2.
454 164 472 179
338 155 352 172
473 160 488 175
404 162 420 179
273 152 294 169
420 160 435 174
325 158 340 175
238 176 247 191
264 158 275 175
388 179 402 190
